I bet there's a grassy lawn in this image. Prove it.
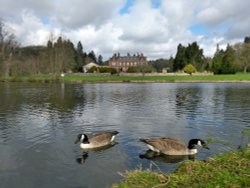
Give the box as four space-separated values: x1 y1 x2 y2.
1 73 250 83
113 148 250 188
63 73 250 83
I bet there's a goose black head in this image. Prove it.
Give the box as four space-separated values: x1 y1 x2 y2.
75 134 90 144
188 139 209 150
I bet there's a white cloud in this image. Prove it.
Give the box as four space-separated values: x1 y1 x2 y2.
7 11 51 46
1 0 250 60
52 0 123 28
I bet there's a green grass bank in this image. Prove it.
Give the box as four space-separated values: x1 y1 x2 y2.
63 73 250 83
113 148 250 188
1 73 250 83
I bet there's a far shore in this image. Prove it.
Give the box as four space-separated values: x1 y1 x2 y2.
62 73 250 83
1 73 250 83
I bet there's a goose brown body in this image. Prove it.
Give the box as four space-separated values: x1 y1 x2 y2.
75 131 119 149
140 137 209 155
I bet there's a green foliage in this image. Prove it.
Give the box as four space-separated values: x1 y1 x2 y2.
75 41 85 72
98 66 117 74
87 66 98 73
183 64 197 75
234 42 250 73
221 45 237 74
127 66 138 73
127 64 154 73
212 45 238 74
113 170 164 188
87 66 117 74
244 36 250 43
174 44 187 71
173 42 206 72
149 58 173 72
97 55 103 65
88 51 97 63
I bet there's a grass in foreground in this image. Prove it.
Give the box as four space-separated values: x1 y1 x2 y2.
113 148 250 188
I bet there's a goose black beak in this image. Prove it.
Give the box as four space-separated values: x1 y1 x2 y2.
75 139 80 144
203 145 210 150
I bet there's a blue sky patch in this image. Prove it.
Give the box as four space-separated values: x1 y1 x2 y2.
119 0 135 15
42 17 50 25
119 0 161 15
151 0 161 9
190 23 210 36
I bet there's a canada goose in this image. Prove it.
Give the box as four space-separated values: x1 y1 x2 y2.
140 137 209 155
75 131 119 149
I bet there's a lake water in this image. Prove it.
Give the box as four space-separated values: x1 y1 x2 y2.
0 82 250 188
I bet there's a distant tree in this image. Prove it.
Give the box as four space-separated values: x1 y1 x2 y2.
186 42 205 71
46 40 55 73
97 55 103 65
183 64 196 75
46 36 77 75
98 66 117 74
75 41 85 72
173 42 205 72
173 44 187 71
127 66 138 73
88 50 97 63
244 36 250 43
150 58 172 72
234 41 250 73
139 64 155 74
212 44 224 74
87 66 98 73
63 39 77 72
221 44 237 74
0 19 19 77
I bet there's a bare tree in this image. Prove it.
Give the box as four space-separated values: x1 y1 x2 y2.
0 19 18 77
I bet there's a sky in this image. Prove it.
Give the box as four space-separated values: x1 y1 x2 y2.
0 0 249 60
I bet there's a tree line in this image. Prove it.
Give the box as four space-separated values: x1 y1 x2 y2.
150 39 250 74
0 19 249 77
0 19 104 77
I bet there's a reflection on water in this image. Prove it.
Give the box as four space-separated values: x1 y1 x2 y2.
139 150 195 163
0 82 250 188
76 143 118 164
76 152 89 164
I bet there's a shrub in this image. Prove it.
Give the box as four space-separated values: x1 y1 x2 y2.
87 66 98 73
183 64 197 75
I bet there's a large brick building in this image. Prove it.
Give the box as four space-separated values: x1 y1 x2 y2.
109 53 147 72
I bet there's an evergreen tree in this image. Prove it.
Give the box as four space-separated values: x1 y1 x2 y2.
186 42 205 71
75 41 85 71
97 55 103 65
211 45 224 74
173 44 187 71
244 36 250 43
88 50 97 63
221 44 236 74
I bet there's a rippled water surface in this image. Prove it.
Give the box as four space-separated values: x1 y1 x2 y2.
0 82 250 188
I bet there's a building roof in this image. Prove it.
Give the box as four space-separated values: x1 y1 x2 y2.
83 62 99 69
